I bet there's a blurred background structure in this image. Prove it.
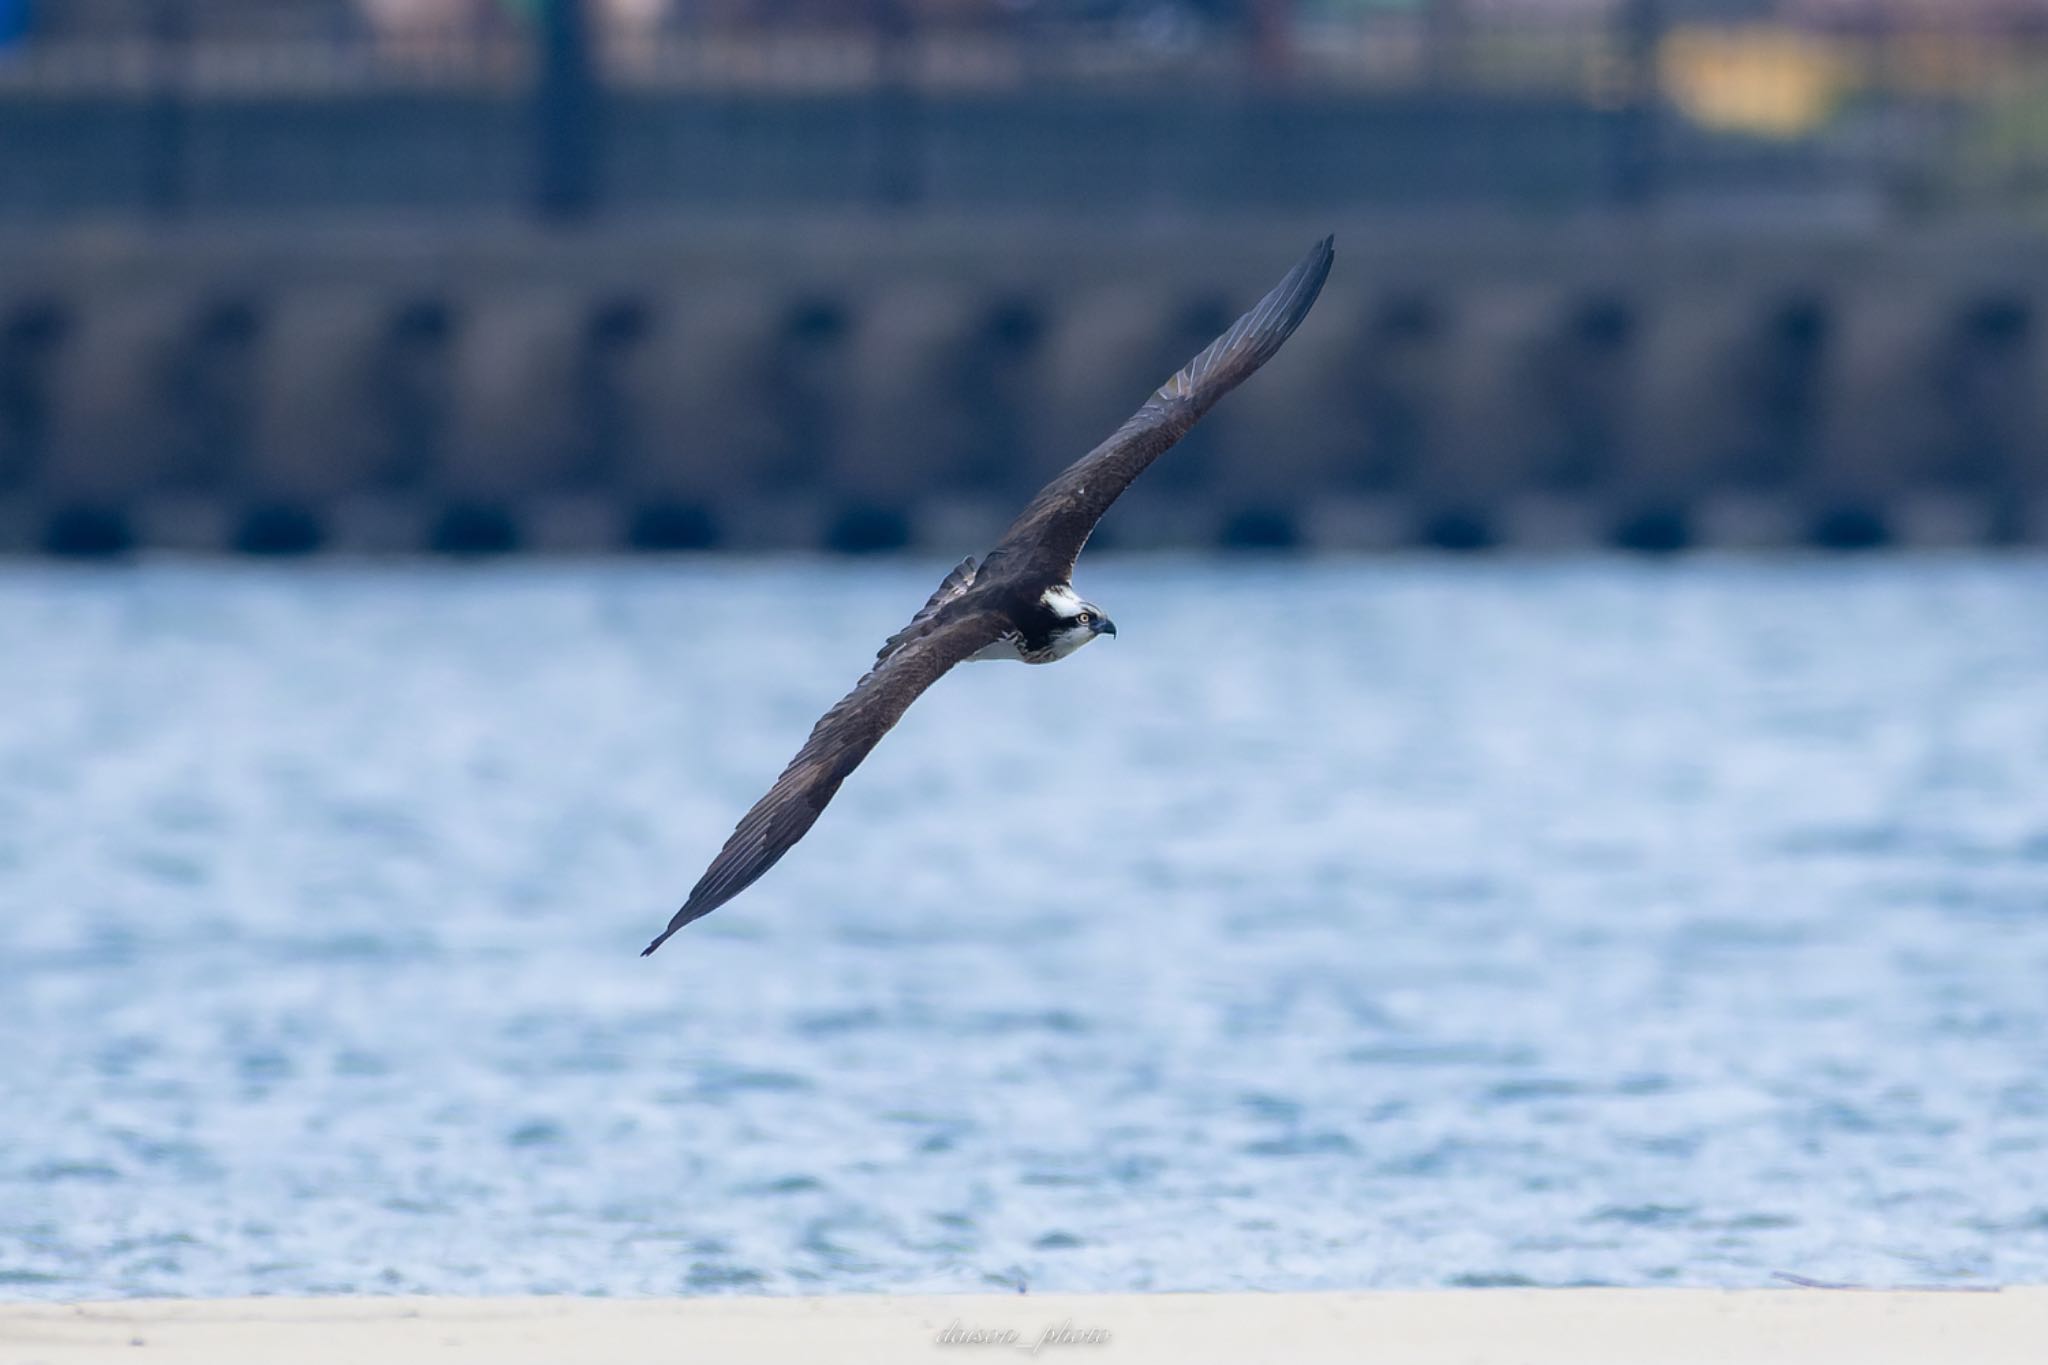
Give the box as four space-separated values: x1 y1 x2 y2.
5 0 2048 554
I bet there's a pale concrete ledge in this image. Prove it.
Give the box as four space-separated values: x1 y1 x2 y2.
4 1290 2046 1365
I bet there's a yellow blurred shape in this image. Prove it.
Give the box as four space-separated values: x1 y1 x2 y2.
1660 26 1850 138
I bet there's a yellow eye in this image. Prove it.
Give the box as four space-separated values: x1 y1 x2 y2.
1077 611 1093 626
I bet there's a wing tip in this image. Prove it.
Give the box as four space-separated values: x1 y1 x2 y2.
1210 234 1336 379
1284 233 1337 322
641 917 684 957
1156 234 1337 408
1250 235 1336 340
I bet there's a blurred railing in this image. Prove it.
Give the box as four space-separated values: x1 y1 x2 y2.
3 1 2048 222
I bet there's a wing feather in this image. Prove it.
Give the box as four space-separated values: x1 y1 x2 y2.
877 555 977 663
642 607 1005 954
989 236 1334 580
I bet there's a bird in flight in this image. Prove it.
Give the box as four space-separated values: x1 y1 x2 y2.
643 236 1335 955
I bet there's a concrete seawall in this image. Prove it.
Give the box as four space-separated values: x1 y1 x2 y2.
4 222 2046 556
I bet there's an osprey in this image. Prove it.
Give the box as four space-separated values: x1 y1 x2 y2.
643 237 1334 955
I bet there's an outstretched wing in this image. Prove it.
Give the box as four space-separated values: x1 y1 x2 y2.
643 606 1007 954
989 237 1334 581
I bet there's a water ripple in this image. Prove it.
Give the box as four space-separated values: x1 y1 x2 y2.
3 559 2048 1297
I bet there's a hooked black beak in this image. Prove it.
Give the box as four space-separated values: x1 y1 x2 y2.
1094 616 1117 638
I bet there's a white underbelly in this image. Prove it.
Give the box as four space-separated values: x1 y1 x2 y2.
967 629 1092 665
967 635 1029 663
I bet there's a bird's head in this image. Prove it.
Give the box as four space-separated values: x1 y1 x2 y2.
1041 584 1116 660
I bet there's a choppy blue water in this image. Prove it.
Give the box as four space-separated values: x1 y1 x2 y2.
4 557 2048 1299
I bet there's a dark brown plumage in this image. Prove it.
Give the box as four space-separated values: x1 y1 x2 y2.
983 236 1338 584
643 237 1334 955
